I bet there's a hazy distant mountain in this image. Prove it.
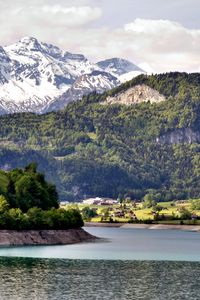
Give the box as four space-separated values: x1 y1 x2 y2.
0 37 145 114
97 58 145 83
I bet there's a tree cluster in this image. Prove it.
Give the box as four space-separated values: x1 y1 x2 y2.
0 165 83 230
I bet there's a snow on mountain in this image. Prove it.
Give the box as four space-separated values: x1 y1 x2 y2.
119 71 146 83
97 58 145 83
0 37 145 114
44 70 119 113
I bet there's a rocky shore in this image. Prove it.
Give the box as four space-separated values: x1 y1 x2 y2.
85 222 200 232
0 228 97 246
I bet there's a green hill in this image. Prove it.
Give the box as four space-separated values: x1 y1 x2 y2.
1 72 200 201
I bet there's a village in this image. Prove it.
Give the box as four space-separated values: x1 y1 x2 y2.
62 197 200 224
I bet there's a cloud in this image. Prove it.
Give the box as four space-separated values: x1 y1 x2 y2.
74 18 200 73
0 1 102 44
41 5 102 27
0 0 200 73
124 19 183 34
121 19 200 72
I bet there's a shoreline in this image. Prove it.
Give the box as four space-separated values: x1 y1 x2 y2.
0 228 97 246
84 222 200 232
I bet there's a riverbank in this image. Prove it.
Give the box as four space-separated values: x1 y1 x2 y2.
0 228 97 246
85 222 200 232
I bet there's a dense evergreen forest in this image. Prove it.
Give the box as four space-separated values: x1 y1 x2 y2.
1 72 200 201
0 164 83 229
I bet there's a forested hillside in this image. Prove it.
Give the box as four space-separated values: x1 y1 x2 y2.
1 72 200 201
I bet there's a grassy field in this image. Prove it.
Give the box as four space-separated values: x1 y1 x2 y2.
63 199 200 224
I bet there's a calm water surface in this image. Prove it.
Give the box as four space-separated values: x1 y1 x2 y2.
0 227 200 299
0 227 200 261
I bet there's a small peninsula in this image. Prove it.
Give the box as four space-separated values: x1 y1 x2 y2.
0 164 95 246
0 229 96 246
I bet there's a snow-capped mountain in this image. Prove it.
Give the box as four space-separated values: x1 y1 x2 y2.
0 37 145 114
97 58 145 83
45 70 119 113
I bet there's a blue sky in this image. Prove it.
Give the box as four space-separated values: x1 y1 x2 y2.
0 0 200 72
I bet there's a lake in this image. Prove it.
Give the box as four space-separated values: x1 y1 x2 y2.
0 227 200 299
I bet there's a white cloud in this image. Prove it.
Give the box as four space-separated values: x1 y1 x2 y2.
41 5 102 27
124 19 183 34
75 18 200 73
0 1 102 44
0 0 200 73
121 19 200 72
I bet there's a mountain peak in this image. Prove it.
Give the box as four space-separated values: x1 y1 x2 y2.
97 57 145 83
19 36 38 43
97 57 144 76
18 36 42 51
0 37 145 114
5 36 43 53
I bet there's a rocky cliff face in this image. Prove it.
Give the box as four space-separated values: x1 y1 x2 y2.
105 84 166 105
156 128 200 144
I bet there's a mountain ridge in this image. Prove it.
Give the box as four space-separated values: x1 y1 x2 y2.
0 72 200 201
0 37 145 114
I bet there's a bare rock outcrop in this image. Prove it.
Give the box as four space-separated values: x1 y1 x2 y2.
156 128 200 144
105 84 166 106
